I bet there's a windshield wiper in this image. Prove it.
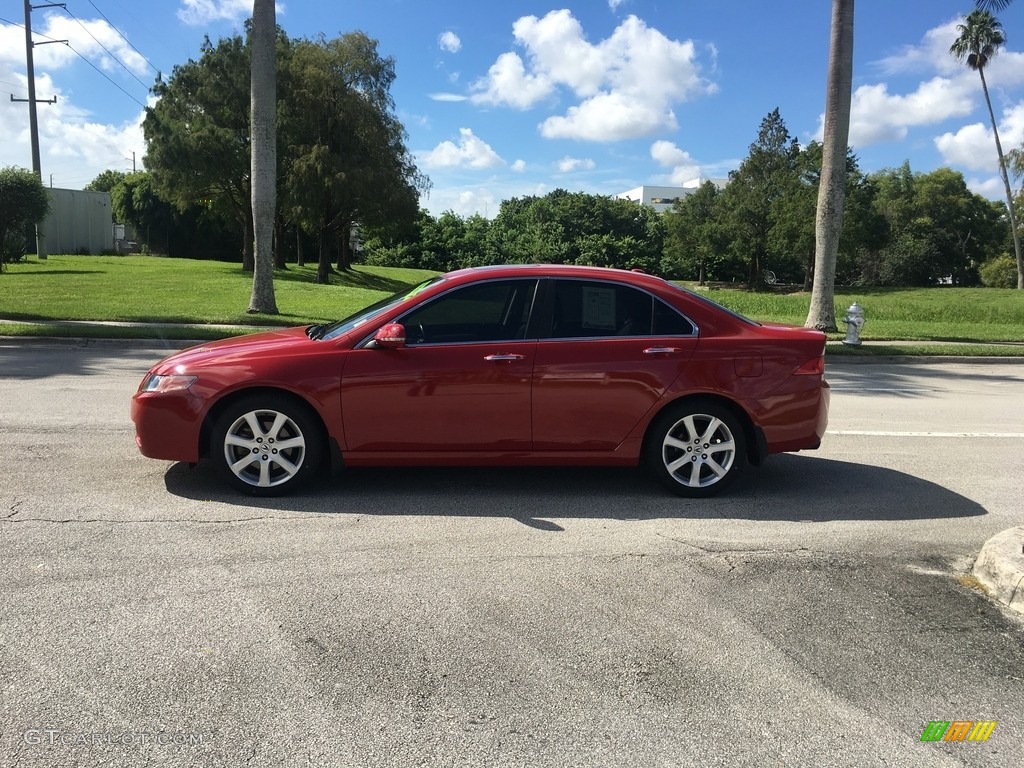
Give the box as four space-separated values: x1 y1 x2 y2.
306 324 325 340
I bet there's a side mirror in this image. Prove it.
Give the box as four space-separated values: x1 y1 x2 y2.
373 323 406 349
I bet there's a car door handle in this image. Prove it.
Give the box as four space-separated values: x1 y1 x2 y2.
643 347 682 355
484 354 526 362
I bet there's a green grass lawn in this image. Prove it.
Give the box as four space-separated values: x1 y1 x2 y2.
0 255 435 326
684 283 1024 342
1 255 1022 349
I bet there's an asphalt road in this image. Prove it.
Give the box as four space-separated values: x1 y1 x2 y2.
1 342 1023 768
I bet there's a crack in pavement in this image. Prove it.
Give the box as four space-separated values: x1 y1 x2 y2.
6 499 24 519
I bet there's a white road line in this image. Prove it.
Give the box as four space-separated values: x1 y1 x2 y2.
828 430 1024 437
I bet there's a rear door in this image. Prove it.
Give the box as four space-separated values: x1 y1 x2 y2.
531 278 697 450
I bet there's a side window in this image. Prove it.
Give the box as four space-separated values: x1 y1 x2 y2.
653 299 697 335
549 280 653 338
400 280 537 344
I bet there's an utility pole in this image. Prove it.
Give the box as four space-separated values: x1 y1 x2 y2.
13 1 65 259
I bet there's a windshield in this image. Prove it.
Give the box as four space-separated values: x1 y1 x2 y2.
313 277 442 341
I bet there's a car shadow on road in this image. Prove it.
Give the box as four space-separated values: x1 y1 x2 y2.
163 453 986 526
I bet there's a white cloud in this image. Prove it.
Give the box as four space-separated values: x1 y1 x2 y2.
177 1 286 26
420 128 504 170
609 0 627 10
650 140 689 167
1 18 150 186
843 19 1024 148
965 175 1005 199
874 19 964 78
557 156 595 173
438 31 461 53
2 14 150 78
542 92 676 141
429 93 468 102
471 52 554 109
874 17 1024 83
511 159 526 172
471 10 713 142
935 102 1024 172
421 181 550 218
839 78 976 147
650 141 701 184
0 75 148 186
177 0 260 25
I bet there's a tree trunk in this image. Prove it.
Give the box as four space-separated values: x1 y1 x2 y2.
247 0 279 313
296 227 305 267
316 230 331 284
336 224 353 271
274 218 287 269
806 0 854 331
979 68 1024 289
241 207 254 272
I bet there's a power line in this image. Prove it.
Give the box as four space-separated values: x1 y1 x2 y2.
2 12 147 108
63 42 147 107
82 0 160 76
61 5 152 92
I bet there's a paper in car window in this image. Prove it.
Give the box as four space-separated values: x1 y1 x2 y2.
582 286 616 329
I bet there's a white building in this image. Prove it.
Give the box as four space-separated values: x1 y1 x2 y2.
616 178 728 213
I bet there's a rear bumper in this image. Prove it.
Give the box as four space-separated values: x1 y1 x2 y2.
760 379 830 454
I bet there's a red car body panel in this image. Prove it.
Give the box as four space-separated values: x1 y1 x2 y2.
131 265 829 474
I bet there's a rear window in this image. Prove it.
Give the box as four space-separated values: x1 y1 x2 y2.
667 282 761 327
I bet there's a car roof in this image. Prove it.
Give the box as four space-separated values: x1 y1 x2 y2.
442 263 671 290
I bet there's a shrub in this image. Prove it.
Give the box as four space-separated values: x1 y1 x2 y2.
979 255 1018 288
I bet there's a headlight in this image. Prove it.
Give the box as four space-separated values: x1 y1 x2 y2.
139 374 198 393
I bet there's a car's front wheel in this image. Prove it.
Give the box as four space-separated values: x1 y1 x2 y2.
645 400 745 497
210 394 325 495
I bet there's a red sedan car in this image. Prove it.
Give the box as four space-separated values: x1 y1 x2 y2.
131 265 829 497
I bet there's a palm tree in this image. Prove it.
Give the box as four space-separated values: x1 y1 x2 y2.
248 0 279 313
976 1 1013 11
806 0 854 331
951 10 1023 289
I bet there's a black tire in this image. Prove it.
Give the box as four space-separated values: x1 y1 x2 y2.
210 394 325 496
645 400 746 497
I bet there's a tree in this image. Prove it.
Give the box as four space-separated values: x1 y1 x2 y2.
248 0 278 314
282 33 426 283
84 170 127 194
975 1 1013 11
662 181 727 283
864 163 1005 285
951 9 1023 288
720 109 802 288
0 166 50 271
806 0 855 331
144 34 256 269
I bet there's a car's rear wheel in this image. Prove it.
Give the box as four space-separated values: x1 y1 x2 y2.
646 400 745 497
211 394 324 495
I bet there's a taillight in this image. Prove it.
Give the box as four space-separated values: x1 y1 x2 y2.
794 356 825 375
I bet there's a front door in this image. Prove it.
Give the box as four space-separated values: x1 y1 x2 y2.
340 279 539 452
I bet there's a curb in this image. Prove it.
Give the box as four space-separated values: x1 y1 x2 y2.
973 527 1024 616
0 336 206 350
826 355 1024 365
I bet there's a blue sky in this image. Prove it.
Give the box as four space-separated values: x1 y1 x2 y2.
2 0 1024 217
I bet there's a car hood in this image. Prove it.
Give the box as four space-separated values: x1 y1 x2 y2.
149 326 312 374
